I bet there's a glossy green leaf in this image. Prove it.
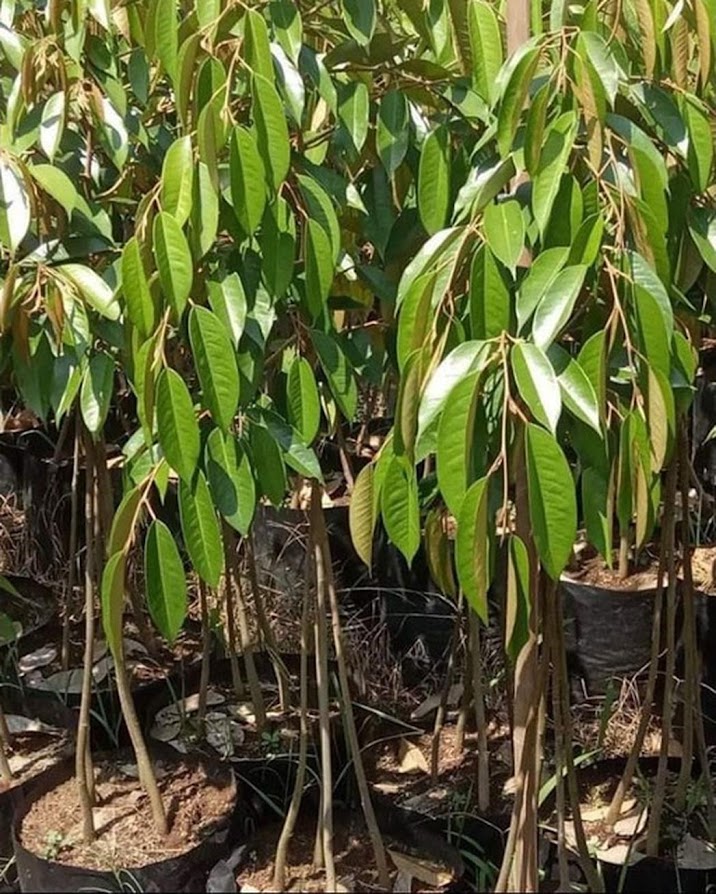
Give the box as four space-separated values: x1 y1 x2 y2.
208 274 246 350
436 370 481 517
381 455 419 565
188 306 239 432
270 0 303 64
287 356 320 444
154 0 178 83
377 91 409 176
338 81 369 153
153 211 193 320
80 351 114 435
524 81 550 176
511 342 561 433
468 0 503 103
244 8 273 80
179 472 224 588
547 344 601 435
581 467 612 564
260 198 296 299
107 486 143 558
229 126 266 237
191 161 219 259
101 551 125 660
260 409 322 480
304 220 333 320
60 264 119 321
483 201 525 274
470 245 511 339
205 428 256 536
121 237 155 338
505 535 531 662
250 423 287 505
532 112 578 237
311 329 357 420
156 368 200 483
516 247 569 331
456 476 490 621
341 0 376 45
145 520 187 643
396 227 464 308
532 265 586 349
525 423 577 580
397 271 435 371
496 44 540 156
418 127 450 235
252 73 290 191
160 135 193 226
29 164 77 217
40 91 65 161
350 463 376 568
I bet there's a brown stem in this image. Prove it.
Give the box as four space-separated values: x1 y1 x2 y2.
76 430 96 845
456 605 471 753
223 527 265 728
618 530 630 580
675 427 696 811
0 704 13 782
606 458 678 826
314 488 389 889
431 597 463 780
245 534 290 710
549 593 570 892
61 419 80 673
274 521 312 890
470 612 490 812
197 580 211 725
335 426 355 491
310 482 335 890
222 542 244 700
126 572 160 658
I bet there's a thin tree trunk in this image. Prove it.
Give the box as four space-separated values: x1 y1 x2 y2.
607 458 678 826
314 490 390 889
76 431 96 845
431 598 463 780
222 545 244 700
245 534 290 710
470 612 490 812
223 527 266 730
274 521 312 890
456 604 471 752
0 704 13 782
618 531 630 580
310 482 335 890
197 580 211 725
549 593 570 893
61 420 80 672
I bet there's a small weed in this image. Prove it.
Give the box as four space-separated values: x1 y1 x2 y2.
43 830 66 860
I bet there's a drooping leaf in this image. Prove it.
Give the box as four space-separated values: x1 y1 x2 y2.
418 127 450 235
252 73 290 191
525 423 577 580
59 264 119 321
121 237 155 338
208 274 246 349
249 423 287 506
349 463 376 568
229 126 266 237
377 91 409 176
483 201 525 274
547 345 601 435
179 472 224 588
468 0 503 103
532 112 578 237
311 329 357 420
145 520 187 643
516 247 569 331
511 342 561 433
153 211 193 320
531 265 587 349
101 551 125 660
304 220 334 320
496 44 540 156
107 486 143 558
287 356 320 444
156 368 200 483
505 535 531 662
455 476 490 621
341 0 376 45
381 455 419 565
188 306 239 432
40 91 65 161
205 428 256 536
436 370 481 517
244 8 273 80
470 245 511 339
160 135 194 226
80 351 114 435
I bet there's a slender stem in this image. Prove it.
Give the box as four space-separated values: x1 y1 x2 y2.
245 534 290 710
606 458 677 826
470 612 490 812
221 537 244 700
274 521 312 890
224 528 266 730
197 580 211 725
618 531 630 580
549 591 570 892
431 597 463 780
61 419 80 673
315 489 389 889
310 482 335 890
456 605 471 753
76 430 96 845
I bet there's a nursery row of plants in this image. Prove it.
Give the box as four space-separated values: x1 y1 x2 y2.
0 0 716 891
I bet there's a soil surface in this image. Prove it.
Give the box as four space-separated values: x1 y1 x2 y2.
0 731 70 793
19 755 235 871
690 545 716 593
563 550 662 591
239 810 446 893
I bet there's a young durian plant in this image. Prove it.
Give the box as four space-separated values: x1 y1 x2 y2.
348 1 714 890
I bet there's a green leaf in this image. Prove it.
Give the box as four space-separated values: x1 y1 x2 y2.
121 237 155 338
381 455 419 564
252 73 290 192
153 211 193 320
29 164 77 217
229 126 266 237
144 520 187 643
341 0 376 45
260 409 323 480
153 0 178 83
250 423 287 505
497 44 540 156
179 472 224 588
287 356 320 444
189 306 239 432
338 81 369 153
516 246 569 331
525 424 577 579
505 535 530 662
547 344 601 435
349 463 375 568
532 112 578 237
418 126 451 236
682 98 713 192
687 206 716 273
205 428 256 536
156 368 200 483
39 91 65 161
436 370 482 517
470 245 511 339
377 90 409 176
531 265 586 349
244 8 273 80
107 486 143 558
524 82 550 176
270 0 303 65
208 274 246 349
456 476 490 621
581 467 612 564
160 135 194 227
468 0 503 103
311 329 357 420
483 201 525 274
304 220 334 320
297 174 340 263
568 213 604 266
80 351 114 435
59 264 119 321
192 161 219 259
396 227 464 308
511 342 561 433
101 551 125 659
261 199 296 300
